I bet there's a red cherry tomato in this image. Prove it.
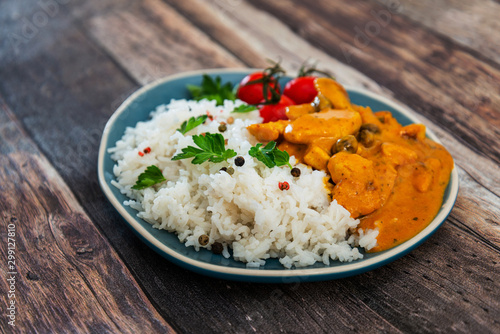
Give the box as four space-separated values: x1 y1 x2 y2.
237 72 280 105
283 76 318 104
259 95 295 123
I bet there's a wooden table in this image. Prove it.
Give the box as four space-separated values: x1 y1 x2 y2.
1 0 499 332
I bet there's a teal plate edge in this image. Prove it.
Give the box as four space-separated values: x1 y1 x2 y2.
97 69 459 283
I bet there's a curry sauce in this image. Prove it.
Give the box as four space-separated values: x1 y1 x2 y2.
247 78 454 252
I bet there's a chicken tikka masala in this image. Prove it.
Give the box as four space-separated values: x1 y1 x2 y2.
248 78 454 252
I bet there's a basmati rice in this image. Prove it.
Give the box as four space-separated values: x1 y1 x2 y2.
109 99 378 268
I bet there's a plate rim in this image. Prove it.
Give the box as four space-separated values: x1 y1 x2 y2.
97 68 459 282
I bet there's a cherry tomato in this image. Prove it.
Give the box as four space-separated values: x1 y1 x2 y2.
283 76 318 104
259 95 295 123
237 72 280 105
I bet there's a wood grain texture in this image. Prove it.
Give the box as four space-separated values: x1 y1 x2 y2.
0 0 499 333
66 0 135 20
162 0 269 69
376 0 500 65
249 0 500 164
0 99 174 333
87 0 244 85
165 0 389 95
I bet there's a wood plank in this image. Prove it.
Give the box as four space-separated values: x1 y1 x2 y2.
1 0 74 64
87 0 244 85
160 0 269 69
342 228 500 332
249 0 500 164
66 0 135 20
375 0 500 65
0 98 174 333
1 1 499 332
165 0 389 95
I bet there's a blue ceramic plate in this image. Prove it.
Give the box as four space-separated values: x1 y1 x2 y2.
98 69 459 283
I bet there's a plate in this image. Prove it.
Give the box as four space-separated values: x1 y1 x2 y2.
98 69 459 283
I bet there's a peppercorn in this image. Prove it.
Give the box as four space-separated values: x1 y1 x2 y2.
198 234 209 246
278 181 290 191
234 156 245 166
218 123 227 132
226 167 234 175
211 242 223 254
291 167 301 177
220 167 227 173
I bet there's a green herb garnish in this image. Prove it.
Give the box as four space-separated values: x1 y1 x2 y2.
187 75 236 106
132 165 166 190
177 115 208 134
248 141 292 169
232 104 258 113
172 133 237 164
272 148 292 168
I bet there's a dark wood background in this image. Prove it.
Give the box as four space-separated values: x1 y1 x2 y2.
1 0 499 333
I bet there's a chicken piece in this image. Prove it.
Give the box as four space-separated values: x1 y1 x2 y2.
371 157 398 205
284 109 362 145
381 142 418 166
303 145 331 171
277 141 307 161
286 104 315 121
247 120 289 142
327 152 382 218
353 105 384 127
315 78 352 110
412 158 441 192
311 137 337 154
374 111 401 131
400 124 426 141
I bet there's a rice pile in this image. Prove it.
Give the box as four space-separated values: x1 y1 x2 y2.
109 99 378 268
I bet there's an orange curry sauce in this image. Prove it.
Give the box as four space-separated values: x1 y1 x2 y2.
247 78 454 252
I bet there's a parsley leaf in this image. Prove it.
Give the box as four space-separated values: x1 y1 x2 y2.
186 75 236 106
248 142 276 168
248 141 292 169
232 104 258 113
177 115 208 135
131 165 166 190
272 148 292 168
172 133 237 164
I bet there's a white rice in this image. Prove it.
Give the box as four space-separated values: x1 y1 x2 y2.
109 99 378 268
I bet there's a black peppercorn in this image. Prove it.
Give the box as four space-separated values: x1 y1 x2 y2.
234 156 245 166
291 167 301 177
220 167 227 173
211 242 223 254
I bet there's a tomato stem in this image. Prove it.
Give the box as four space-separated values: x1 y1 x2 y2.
247 60 285 104
298 61 334 79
